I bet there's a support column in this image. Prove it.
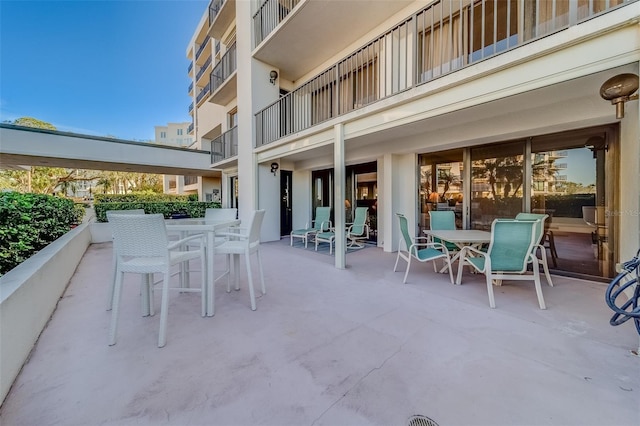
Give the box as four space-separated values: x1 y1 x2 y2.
334 123 346 269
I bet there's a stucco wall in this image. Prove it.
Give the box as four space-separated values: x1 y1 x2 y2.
0 224 92 404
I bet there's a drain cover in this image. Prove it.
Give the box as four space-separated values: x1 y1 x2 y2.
407 415 440 426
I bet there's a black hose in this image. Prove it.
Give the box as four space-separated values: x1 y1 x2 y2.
605 249 640 336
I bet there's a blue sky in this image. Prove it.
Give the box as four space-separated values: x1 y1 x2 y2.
1 0 207 141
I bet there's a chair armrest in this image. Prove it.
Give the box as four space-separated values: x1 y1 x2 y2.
168 233 205 250
216 231 248 240
461 245 486 257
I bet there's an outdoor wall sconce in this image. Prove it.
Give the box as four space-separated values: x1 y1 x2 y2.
270 162 279 175
269 70 278 85
599 73 639 119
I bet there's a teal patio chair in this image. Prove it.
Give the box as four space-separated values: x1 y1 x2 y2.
456 219 546 309
290 206 332 248
428 210 459 252
346 207 369 248
515 212 553 286
394 213 454 284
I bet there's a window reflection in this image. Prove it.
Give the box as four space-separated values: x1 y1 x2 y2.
418 149 464 231
470 142 524 230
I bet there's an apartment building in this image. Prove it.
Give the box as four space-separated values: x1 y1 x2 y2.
155 122 200 196
186 0 639 280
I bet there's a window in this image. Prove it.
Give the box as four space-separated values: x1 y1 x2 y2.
177 129 183 135
160 131 167 139
228 108 238 128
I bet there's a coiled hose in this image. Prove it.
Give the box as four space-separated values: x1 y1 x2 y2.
605 249 640 337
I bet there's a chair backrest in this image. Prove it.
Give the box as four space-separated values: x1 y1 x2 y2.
396 213 414 254
314 206 332 231
107 213 168 258
429 210 456 230
487 219 537 272
205 208 237 221
106 209 145 218
248 210 266 247
350 207 368 236
515 213 548 245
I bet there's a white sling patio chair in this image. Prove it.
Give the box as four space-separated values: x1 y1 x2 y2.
107 213 206 347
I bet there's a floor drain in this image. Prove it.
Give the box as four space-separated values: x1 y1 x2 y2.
408 415 440 426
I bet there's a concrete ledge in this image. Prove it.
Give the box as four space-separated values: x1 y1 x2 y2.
0 223 92 404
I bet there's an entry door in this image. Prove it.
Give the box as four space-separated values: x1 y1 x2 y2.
280 170 292 236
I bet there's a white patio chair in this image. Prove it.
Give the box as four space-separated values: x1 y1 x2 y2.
107 213 206 347
106 209 145 311
214 210 266 311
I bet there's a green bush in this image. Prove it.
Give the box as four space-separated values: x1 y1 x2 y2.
94 193 193 203
94 201 221 222
0 192 78 276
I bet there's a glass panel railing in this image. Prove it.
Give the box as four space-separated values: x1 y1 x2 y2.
209 0 225 25
210 42 237 94
196 57 212 82
195 37 211 61
196 83 211 104
211 126 238 163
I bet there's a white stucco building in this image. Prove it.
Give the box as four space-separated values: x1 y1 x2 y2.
186 0 639 279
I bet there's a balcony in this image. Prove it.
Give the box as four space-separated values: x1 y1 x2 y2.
196 56 213 86
208 42 237 106
188 102 194 114
187 61 194 75
187 122 194 135
252 0 412 81
188 81 193 96
208 0 235 40
183 175 198 186
195 37 212 66
196 82 211 107
255 0 630 147
210 126 238 164
1 234 637 423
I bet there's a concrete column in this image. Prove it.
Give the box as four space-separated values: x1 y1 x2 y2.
334 123 346 269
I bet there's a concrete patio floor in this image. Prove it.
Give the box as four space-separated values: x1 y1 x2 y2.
0 239 638 426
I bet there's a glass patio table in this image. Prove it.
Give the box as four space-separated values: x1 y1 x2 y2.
165 218 240 316
422 229 492 274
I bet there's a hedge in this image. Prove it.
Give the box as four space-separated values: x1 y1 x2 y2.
94 193 197 203
0 192 82 276
94 201 221 222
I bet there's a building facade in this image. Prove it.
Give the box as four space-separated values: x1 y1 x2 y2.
186 0 640 279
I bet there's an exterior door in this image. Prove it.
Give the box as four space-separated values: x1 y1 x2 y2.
280 170 292 236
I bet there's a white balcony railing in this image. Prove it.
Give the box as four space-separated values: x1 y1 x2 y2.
255 0 629 147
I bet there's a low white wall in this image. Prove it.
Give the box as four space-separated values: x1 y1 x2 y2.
0 223 92 405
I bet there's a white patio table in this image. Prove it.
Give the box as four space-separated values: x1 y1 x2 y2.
423 229 491 275
165 217 240 316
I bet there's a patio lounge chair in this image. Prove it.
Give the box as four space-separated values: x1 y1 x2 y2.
290 206 331 248
515 212 554 286
393 213 454 284
107 213 206 347
456 219 546 309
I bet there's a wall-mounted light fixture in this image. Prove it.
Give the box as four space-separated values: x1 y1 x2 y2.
269 70 278 85
599 73 639 119
270 162 279 175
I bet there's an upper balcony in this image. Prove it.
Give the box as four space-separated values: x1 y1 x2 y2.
210 126 238 165
208 0 236 40
195 36 213 66
187 122 194 135
208 42 237 106
252 0 413 82
196 82 211 107
255 0 632 147
196 56 213 88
